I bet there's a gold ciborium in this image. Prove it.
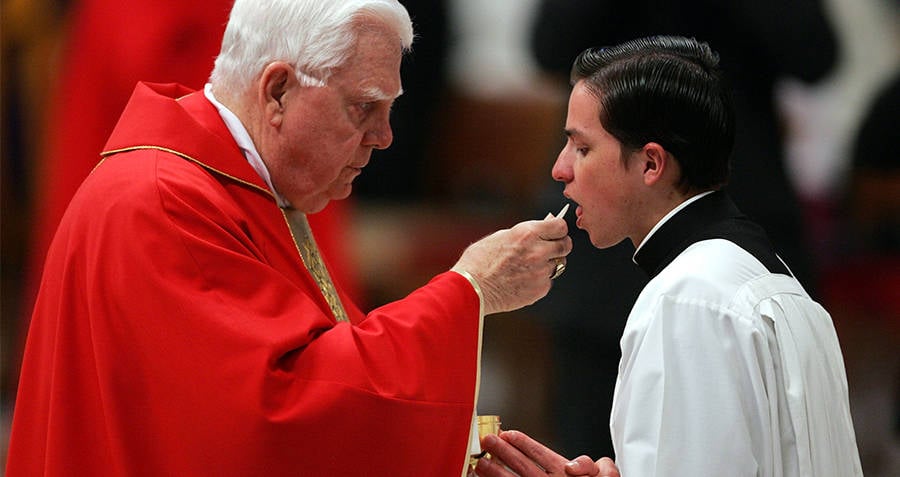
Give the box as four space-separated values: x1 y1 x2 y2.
469 415 501 470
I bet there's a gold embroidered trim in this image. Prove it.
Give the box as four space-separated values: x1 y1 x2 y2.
101 145 274 199
103 145 349 323
282 210 350 323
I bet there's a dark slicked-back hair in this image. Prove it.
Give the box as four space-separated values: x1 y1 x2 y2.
571 36 735 193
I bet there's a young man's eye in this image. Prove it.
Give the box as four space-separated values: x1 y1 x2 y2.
566 136 589 157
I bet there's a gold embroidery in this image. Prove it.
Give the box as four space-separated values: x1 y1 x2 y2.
101 146 274 199
103 146 348 323
283 209 350 323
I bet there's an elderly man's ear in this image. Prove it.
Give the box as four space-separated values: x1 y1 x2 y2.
260 61 295 126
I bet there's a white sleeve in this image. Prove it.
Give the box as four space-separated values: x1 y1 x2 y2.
612 295 771 477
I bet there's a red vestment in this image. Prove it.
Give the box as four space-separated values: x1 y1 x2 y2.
7 82 483 477
12 0 361 408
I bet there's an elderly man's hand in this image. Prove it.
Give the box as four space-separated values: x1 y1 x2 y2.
452 213 571 315
474 430 619 477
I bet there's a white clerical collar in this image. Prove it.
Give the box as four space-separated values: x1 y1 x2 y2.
203 84 291 208
633 190 716 263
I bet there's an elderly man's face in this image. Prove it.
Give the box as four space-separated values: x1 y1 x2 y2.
265 22 403 212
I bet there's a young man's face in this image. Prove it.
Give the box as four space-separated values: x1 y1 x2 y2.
552 81 646 249
264 22 403 213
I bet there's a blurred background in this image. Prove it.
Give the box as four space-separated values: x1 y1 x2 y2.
2 0 898 474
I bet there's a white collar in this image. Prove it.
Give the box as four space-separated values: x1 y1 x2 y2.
633 190 716 263
204 84 291 208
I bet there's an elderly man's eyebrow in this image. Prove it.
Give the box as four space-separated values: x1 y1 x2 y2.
360 85 404 102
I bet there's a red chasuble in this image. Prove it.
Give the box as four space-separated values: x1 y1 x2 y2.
7 82 483 477
15 0 361 404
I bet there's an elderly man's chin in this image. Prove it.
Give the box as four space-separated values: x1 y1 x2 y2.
300 179 356 213
321 182 355 208
335 181 355 199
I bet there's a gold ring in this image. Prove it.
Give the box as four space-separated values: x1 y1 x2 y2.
550 260 566 280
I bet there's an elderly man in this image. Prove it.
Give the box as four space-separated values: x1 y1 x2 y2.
5 1 571 476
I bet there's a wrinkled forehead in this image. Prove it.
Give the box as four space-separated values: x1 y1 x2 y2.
345 17 406 66
331 24 404 98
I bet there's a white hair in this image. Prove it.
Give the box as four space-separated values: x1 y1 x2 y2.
210 0 413 96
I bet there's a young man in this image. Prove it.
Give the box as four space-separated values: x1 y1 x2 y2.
6 1 572 475
477 36 862 477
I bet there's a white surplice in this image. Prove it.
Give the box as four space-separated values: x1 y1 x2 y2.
611 192 863 477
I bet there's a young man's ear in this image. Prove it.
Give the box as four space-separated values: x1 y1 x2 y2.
640 142 672 186
259 61 294 127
